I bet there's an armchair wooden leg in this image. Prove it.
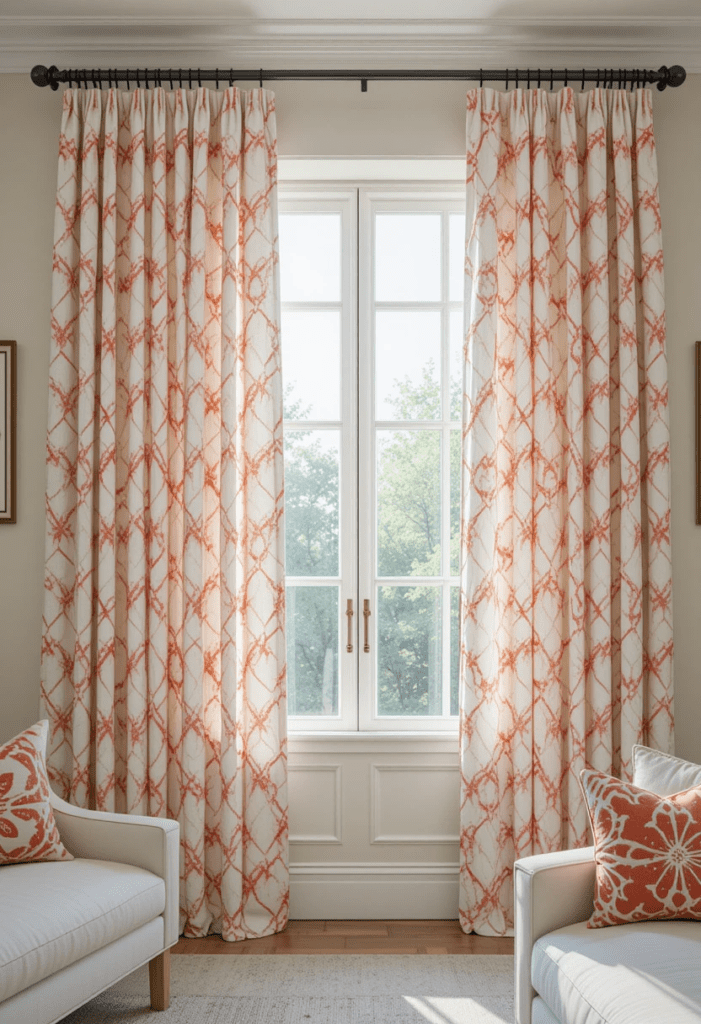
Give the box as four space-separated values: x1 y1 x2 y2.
149 949 171 1011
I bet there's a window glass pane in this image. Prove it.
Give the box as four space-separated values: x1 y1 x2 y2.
450 428 461 576
376 311 441 421
450 310 463 422
377 585 442 716
449 213 466 302
284 430 339 577
287 586 338 716
450 586 460 716
377 430 441 578
279 213 341 302
375 213 441 302
282 310 341 421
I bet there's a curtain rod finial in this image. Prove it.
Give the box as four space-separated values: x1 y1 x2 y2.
657 64 686 90
31 65 59 90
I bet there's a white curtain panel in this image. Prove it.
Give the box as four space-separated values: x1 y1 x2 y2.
459 87 673 935
41 86 288 941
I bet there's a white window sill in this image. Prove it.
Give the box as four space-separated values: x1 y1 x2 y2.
288 731 459 754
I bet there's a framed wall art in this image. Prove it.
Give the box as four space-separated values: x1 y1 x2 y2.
0 340 16 524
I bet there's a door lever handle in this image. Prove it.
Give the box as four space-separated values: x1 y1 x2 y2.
363 599 371 653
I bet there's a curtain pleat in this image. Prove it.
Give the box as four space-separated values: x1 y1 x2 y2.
459 87 673 936
41 86 288 940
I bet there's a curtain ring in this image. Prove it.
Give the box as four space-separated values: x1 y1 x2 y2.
479 68 483 87
136 69 140 89
229 69 234 87
197 69 202 87
515 68 519 88
91 69 98 89
259 68 263 88
564 68 568 87
169 69 173 90
581 68 585 90
527 69 530 89
215 68 219 89
505 69 509 89
188 68 192 88
126 70 130 91
537 69 541 88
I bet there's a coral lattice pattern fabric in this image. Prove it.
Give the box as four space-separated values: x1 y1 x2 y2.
581 770 701 928
459 88 673 935
40 87 287 940
0 721 73 864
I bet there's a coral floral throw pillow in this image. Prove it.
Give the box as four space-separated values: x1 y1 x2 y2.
0 721 73 865
580 768 701 928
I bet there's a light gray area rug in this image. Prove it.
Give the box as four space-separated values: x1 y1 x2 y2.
62 954 514 1023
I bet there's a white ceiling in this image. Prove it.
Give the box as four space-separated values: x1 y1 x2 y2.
1 0 700 75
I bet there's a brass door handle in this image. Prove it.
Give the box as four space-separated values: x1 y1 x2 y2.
346 598 354 653
363 599 371 653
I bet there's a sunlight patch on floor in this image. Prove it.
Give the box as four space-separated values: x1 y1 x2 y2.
403 995 512 1023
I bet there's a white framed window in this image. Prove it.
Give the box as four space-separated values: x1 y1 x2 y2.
280 164 465 734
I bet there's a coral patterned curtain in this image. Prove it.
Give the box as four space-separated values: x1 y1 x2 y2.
459 87 673 936
40 86 288 941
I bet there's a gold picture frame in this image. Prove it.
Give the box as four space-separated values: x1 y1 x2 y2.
0 340 16 524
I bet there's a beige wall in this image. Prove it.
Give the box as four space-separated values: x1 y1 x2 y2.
0 74 699 759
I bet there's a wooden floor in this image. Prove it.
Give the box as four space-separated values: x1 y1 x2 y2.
172 921 514 955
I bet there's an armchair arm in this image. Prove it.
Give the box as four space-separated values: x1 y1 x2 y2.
50 789 180 947
514 847 596 1024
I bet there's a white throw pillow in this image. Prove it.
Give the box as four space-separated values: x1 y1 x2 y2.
632 744 701 797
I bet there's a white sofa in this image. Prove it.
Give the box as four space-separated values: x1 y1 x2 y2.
0 785 180 1024
515 845 701 1023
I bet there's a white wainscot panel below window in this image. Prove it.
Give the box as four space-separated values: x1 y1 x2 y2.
289 764 343 844
371 764 460 843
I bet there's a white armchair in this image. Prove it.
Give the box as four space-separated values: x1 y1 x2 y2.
514 846 596 1024
0 785 180 1024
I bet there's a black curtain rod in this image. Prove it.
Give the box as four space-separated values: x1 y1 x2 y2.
31 63 687 93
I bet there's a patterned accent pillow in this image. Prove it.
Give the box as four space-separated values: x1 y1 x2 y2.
580 769 701 928
0 721 73 865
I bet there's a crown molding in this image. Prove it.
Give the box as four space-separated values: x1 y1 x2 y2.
1 16 699 75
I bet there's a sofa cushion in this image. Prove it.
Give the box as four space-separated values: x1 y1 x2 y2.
579 768 701 927
0 721 72 865
633 745 701 797
532 919 701 1024
0 857 165 1001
